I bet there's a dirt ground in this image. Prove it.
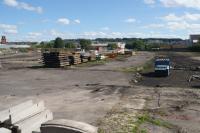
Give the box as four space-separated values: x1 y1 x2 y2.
136 52 200 133
0 51 200 133
138 51 200 88
0 52 153 125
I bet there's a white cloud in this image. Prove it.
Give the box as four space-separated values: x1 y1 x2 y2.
3 0 43 13
50 29 65 37
4 29 18 34
125 18 136 23
74 19 80 24
145 21 200 32
161 13 200 22
4 0 18 6
25 32 42 41
57 18 70 25
143 24 165 28
0 23 18 34
100 27 110 31
167 21 200 31
28 32 42 37
144 0 155 4
160 0 200 10
80 31 144 39
167 21 189 30
161 13 182 21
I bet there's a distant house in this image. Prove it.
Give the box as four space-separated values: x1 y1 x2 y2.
91 42 125 54
190 34 200 44
116 42 125 54
91 43 108 53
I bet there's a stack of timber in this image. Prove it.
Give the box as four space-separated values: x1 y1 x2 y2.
80 55 89 63
0 100 53 133
69 52 81 65
42 52 70 68
89 56 96 61
106 53 118 58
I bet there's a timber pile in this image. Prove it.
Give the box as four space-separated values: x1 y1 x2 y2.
42 52 70 67
90 56 96 61
69 52 81 65
81 55 89 63
82 58 89 63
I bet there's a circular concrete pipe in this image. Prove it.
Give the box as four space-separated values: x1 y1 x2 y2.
40 119 98 133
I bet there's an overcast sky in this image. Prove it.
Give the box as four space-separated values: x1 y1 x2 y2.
1 0 200 41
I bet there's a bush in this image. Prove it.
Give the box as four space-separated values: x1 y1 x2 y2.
65 42 76 49
108 43 118 50
188 44 200 52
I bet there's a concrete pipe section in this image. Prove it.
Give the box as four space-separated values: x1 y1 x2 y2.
41 119 98 133
0 128 11 133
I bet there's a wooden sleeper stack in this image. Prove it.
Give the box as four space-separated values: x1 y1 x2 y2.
68 52 81 65
42 52 70 68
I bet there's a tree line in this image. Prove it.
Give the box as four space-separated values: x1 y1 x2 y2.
32 37 166 51
33 37 92 50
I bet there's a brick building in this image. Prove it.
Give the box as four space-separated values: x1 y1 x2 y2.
1 36 7 44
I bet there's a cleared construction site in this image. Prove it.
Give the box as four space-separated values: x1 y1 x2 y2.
0 48 200 133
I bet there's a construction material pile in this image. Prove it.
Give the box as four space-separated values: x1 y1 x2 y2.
69 52 82 65
81 55 90 63
42 51 91 68
42 52 70 67
0 100 53 133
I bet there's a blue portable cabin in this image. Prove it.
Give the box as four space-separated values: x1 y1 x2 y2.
154 58 171 76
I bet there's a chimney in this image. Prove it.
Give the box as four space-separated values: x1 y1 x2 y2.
1 36 7 44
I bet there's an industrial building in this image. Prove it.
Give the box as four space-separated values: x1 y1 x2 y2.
190 34 200 44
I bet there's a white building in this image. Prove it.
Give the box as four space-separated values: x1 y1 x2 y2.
116 42 125 54
0 44 30 49
190 34 200 44
91 42 125 54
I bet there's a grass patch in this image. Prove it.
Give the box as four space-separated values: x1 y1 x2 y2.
118 59 154 73
132 113 173 133
118 66 143 73
141 59 154 73
176 51 200 57
138 114 172 128
76 60 109 67
115 54 130 61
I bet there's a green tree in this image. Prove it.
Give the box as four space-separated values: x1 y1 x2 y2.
54 37 64 48
65 42 76 48
80 39 92 50
108 43 118 50
125 40 145 50
45 42 54 48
